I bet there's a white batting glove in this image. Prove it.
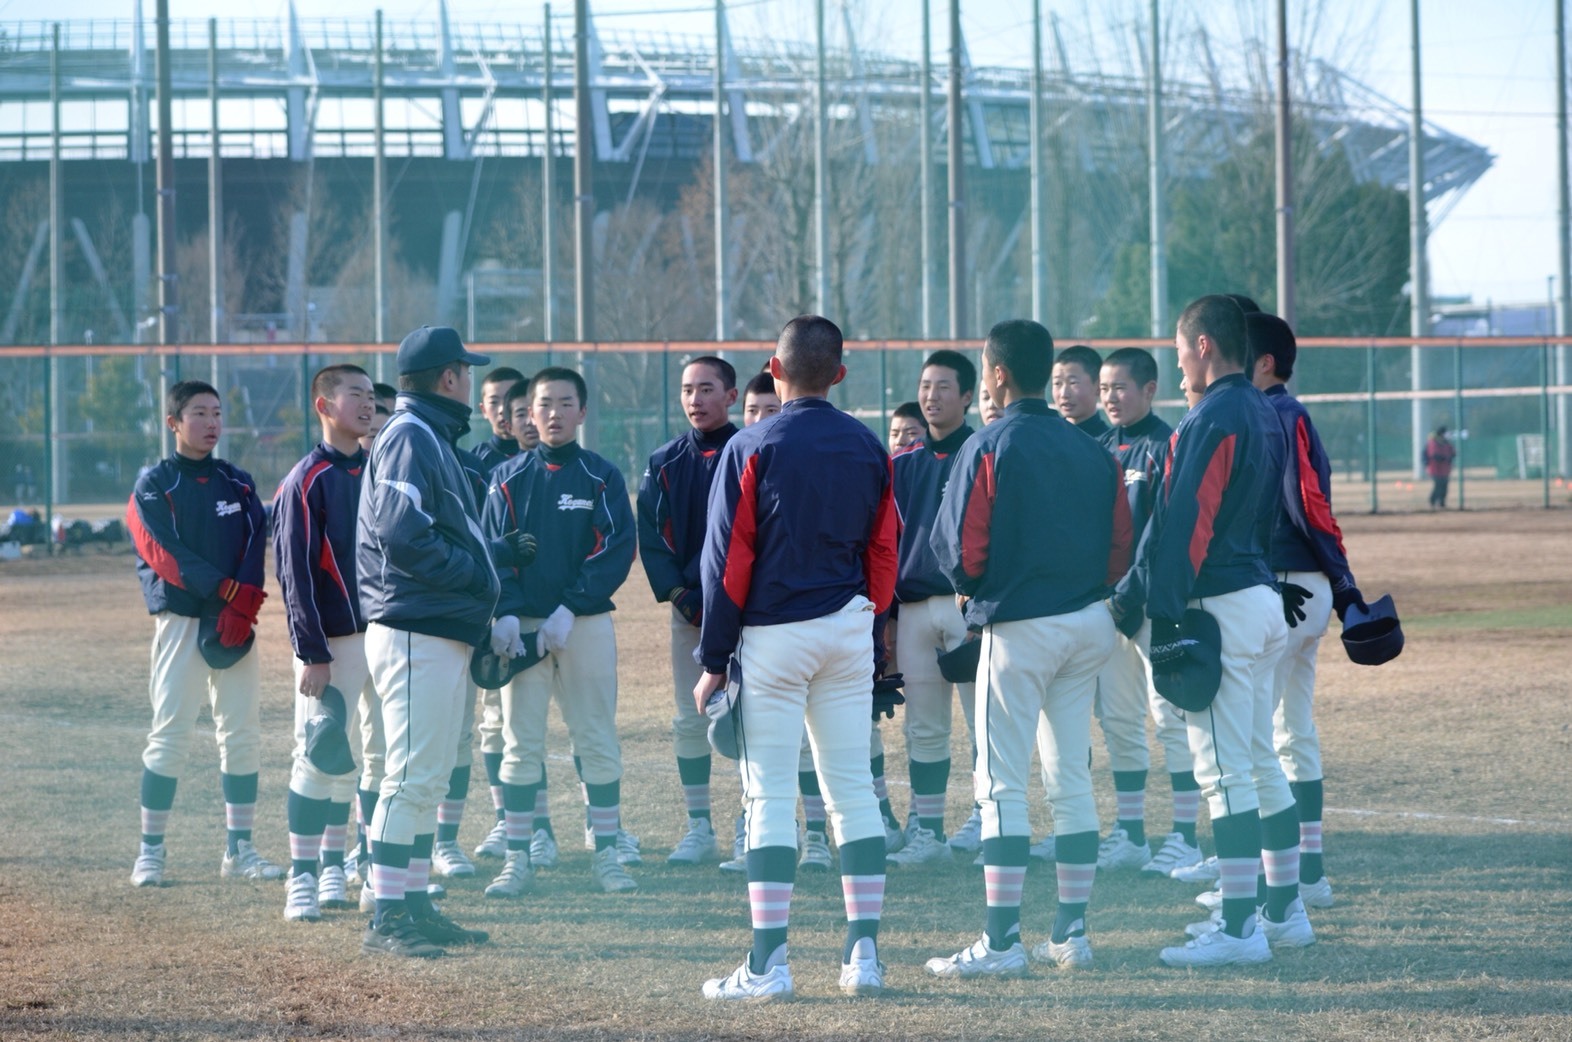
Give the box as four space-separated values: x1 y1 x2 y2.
490 615 523 658
538 604 574 654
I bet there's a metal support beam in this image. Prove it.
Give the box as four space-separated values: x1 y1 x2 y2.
919 0 933 339
1558 0 1570 475
574 0 595 341
1148 0 1167 338
1274 0 1295 328
1030 0 1045 326
543 4 556 342
814 0 829 316
1409 0 1430 477
714 0 729 340
156 0 179 386
374 10 386 347
209 19 224 347
438 0 468 160
947 0 966 339
48 22 61 512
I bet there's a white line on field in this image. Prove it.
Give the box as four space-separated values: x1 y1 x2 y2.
1326 806 1570 829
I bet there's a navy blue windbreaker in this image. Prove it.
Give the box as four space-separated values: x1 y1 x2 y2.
1263 384 1356 587
273 443 366 664
638 423 739 600
893 423 973 603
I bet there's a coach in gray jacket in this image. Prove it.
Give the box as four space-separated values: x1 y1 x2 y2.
356 325 499 958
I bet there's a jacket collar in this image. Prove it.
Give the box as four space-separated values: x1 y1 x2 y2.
397 391 473 442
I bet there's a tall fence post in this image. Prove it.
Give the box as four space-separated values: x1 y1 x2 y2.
1454 341 1465 510
1367 343 1379 514
1544 341 1553 508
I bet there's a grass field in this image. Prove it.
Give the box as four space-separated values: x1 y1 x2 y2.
1 507 1569 1041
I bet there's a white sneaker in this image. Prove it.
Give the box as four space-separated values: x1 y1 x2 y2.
1259 898 1315 948
1030 933 1093 970
884 820 907 855
1195 885 1224 912
1160 919 1272 967
221 840 284 881
839 937 885 995
317 864 352 909
360 878 376 913
284 872 321 922
702 959 794 1001
592 845 638 893
584 825 596 852
1096 828 1151 871
343 843 362 883
431 840 476 878
798 829 833 872
529 828 559 869
1142 832 1203 876
474 818 509 859
131 842 166 887
947 806 984 853
485 850 535 898
615 829 643 865
668 818 720 865
730 813 746 859
1171 854 1220 883
1029 834 1057 861
1299 876 1335 909
887 827 953 866
1184 909 1223 938
925 936 1029 979
718 854 748 874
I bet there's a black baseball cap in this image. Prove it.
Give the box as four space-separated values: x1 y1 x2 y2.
396 325 491 375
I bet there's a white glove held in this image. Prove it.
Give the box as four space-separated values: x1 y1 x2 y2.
538 604 574 654
490 615 523 658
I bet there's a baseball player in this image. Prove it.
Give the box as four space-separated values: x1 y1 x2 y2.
696 315 898 1001
887 401 928 454
480 365 638 896
1089 347 1205 877
925 319 1131 978
1052 345 1110 437
886 350 978 868
357 325 498 957
638 356 740 865
741 370 782 426
1248 311 1363 911
1109 295 1303 967
273 364 375 921
474 366 528 471
126 380 279 887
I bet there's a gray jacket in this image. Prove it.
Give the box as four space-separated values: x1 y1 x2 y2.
357 391 499 645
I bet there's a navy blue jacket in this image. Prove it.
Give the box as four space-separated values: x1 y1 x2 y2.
638 423 738 599
483 441 635 619
893 423 974 603
1263 384 1356 587
128 454 267 618
356 392 500 646
1121 373 1285 622
698 397 897 673
273 443 366 664
932 398 1132 627
473 434 520 476
1101 412 1173 540
1074 413 1112 439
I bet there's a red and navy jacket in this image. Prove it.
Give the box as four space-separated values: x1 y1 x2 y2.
473 434 520 476
697 397 897 673
637 423 739 599
1263 384 1356 588
127 453 266 618
482 441 635 619
272 443 366 665
932 398 1132 627
1100 412 1173 540
893 423 974 603
1122 372 1285 622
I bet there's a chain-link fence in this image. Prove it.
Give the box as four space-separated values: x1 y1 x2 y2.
2 338 1569 530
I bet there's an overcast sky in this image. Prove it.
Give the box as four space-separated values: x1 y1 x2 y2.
20 0 1570 310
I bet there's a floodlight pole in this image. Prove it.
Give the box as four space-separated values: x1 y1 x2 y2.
1030 0 1045 326
1409 0 1430 479
814 0 829 316
1274 0 1295 329
574 0 594 342
374 10 386 349
1147 0 1166 339
1556 0 1570 476
947 0 966 339
543 3 555 342
714 0 728 340
919 0 932 339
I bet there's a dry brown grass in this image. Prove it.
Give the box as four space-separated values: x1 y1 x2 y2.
1 508 1569 1041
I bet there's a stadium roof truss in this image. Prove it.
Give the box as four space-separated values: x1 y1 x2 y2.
0 1 1491 219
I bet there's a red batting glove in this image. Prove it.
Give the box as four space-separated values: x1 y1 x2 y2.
219 579 267 625
215 604 254 647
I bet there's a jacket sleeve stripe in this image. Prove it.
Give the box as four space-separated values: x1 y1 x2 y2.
1107 464 1135 584
960 450 997 579
720 453 761 610
1186 434 1235 577
126 490 186 590
1296 417 1347 553
863 456 899 613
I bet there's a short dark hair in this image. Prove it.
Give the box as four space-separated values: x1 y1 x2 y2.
311 363 370 401
776 315 843 392
1102 347 1157 388
1055 344 1102 382
531 365 588 408
922 349 977 395
983 319 1054 394
1225 294 1262 315
483 366 526 388
744 371 778 399
504 378 534 414
1177 295 1249 367
1245 312 1297 379
684 355 738 390
892 401 927 427
398 362 462 394
372 382 398 401
167 380 221 418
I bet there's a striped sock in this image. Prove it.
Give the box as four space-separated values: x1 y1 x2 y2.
1170 773 1201 846
437 797 465 844
502 781 540 853
677 755 712 821
1213 810 1262 938
1291 779 1326 882
1260 806 1302 919
320 817 349 869
747 845 797 974
369 839 412 922
286 789 330 877
839 836 885 960
533 786 552 834
982 835 1029 950
1112 771 1147 845
909 759 951 838
221 771 259 855
1053 858 1096 942
139 769 177 846
585 781 621 852
140 806 171 848
402 834 434 916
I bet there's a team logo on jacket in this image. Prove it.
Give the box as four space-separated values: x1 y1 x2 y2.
1125 468 1148 485
215 500 241 517
557 493 594 511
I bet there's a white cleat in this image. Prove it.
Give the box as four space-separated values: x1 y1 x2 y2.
1096 828 1152 871
1259 898 1315 948
925 936 1029 979
360 879 376 913
431 840 477 878
839 938 885 995
668 817 720 865
883 820 907 856
798 830 833 872
1195 885 1224 912
718 854 748 874
1029 834 1057 862
1171 854 1221 883
592 845 638 893
474 819 509 859
529 828 559 869
702 959 794 1002
1299 876 1335 909
1185 910 1223 938
719 814 748 873
947 806 984 853
1143 832 1204 876
131 842 166 887
1030 933 1093 970
317 864 352 909
284 872 322 922
886 827 953 867
484 850 535 898
1160 919 1272 967
615 829 643 865
221 840 284 881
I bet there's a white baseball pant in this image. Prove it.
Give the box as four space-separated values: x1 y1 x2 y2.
478 687 505 756
142 612 261 778
290 632 369 802
1272 570 1332 782
670 607 710 760
499 612 621 787
357 672 385 793
895 595 977 762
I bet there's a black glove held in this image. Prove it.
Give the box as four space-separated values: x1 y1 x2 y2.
1281 582 1313 628
872 672 906 720
506 531 538 568
1331 581 1365 623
